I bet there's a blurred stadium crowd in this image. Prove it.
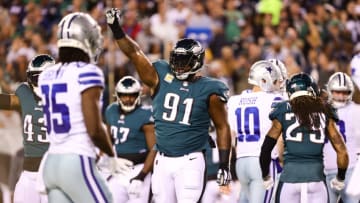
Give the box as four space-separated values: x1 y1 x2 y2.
1 0 360 201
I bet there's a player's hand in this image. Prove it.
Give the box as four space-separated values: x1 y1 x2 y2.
128 171 146 198
330 177 345 191
128 179 143 198
216 167 231 186
105 8 123 25
263 176 274 190
109 157 133 175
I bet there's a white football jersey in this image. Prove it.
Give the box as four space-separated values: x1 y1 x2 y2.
350 53 360 89
38 62 105 158
227 91 284 158
323 102 360 172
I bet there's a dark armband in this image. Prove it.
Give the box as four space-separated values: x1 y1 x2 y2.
337 168 347 181
108 22 126 40
219 149 230 169
259 136 277 179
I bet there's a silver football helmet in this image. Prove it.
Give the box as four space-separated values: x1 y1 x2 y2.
27 54 55 97
115 76 142 112
248 60 282 92
268 59 288 92
326 72 354 108
57 12 103 64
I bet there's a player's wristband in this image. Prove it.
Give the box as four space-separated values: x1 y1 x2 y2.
219 149 230 169
337 168 347 181
133 171 147 181
108 21 126 40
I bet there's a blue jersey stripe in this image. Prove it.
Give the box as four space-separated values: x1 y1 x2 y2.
79 72 101 78
79 80 103 86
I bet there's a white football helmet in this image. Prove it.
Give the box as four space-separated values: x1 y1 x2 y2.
27 54 55 97
268 58 288 92
326 72 354 108
115 76 142 112
57 12 103 64
248 60 282 92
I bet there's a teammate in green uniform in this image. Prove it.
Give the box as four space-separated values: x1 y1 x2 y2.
106 8 232 203
259 72 349 203
0 54 55 203
103 76 156 203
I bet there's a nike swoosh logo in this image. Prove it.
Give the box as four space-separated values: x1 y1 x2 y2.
189 157 197 160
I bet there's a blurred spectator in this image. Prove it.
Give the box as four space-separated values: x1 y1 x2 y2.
257 0 282 26
149 0 178 44
224 0 245 43
123 9 142 40
136 18 162 61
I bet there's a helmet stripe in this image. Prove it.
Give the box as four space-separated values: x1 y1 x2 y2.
66 14 78 38
59 20 65 39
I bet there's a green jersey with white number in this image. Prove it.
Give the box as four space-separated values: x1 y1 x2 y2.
15 83 49 157
105 103 154 154
152 60 229 157
269 101 338 182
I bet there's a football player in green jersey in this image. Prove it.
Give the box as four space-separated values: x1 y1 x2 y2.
102 76 156 203
106 8 232 203
0 54 55 203
260 72 349 203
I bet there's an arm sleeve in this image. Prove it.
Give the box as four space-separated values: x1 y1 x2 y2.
259 136 277 178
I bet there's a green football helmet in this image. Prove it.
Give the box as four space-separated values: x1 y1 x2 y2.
286 72 319 100
27 54 55 97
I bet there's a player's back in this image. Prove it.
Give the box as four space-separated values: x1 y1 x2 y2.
227 91 283 157
270 101 327 182
151 60 229 156
38 62 104 158
323 102 360 172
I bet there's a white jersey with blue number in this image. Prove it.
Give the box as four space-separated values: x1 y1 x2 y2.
38 62 104 158
227 91 284 158
323 102 360 172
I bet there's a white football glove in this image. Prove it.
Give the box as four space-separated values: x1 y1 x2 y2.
216 167 231 186
105 8 123 25
263 176 274 190
330 177 345 191
128 179 143 198
109 157 133 175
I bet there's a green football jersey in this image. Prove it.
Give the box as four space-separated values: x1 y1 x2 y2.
105 102 154 154
269 101 337 182
15 83 49 157
152 60 229 156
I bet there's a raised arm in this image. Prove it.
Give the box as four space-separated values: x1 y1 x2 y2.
106 9 158 92
0 94 21 111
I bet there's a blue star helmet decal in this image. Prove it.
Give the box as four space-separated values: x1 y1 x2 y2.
266 66 272 74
